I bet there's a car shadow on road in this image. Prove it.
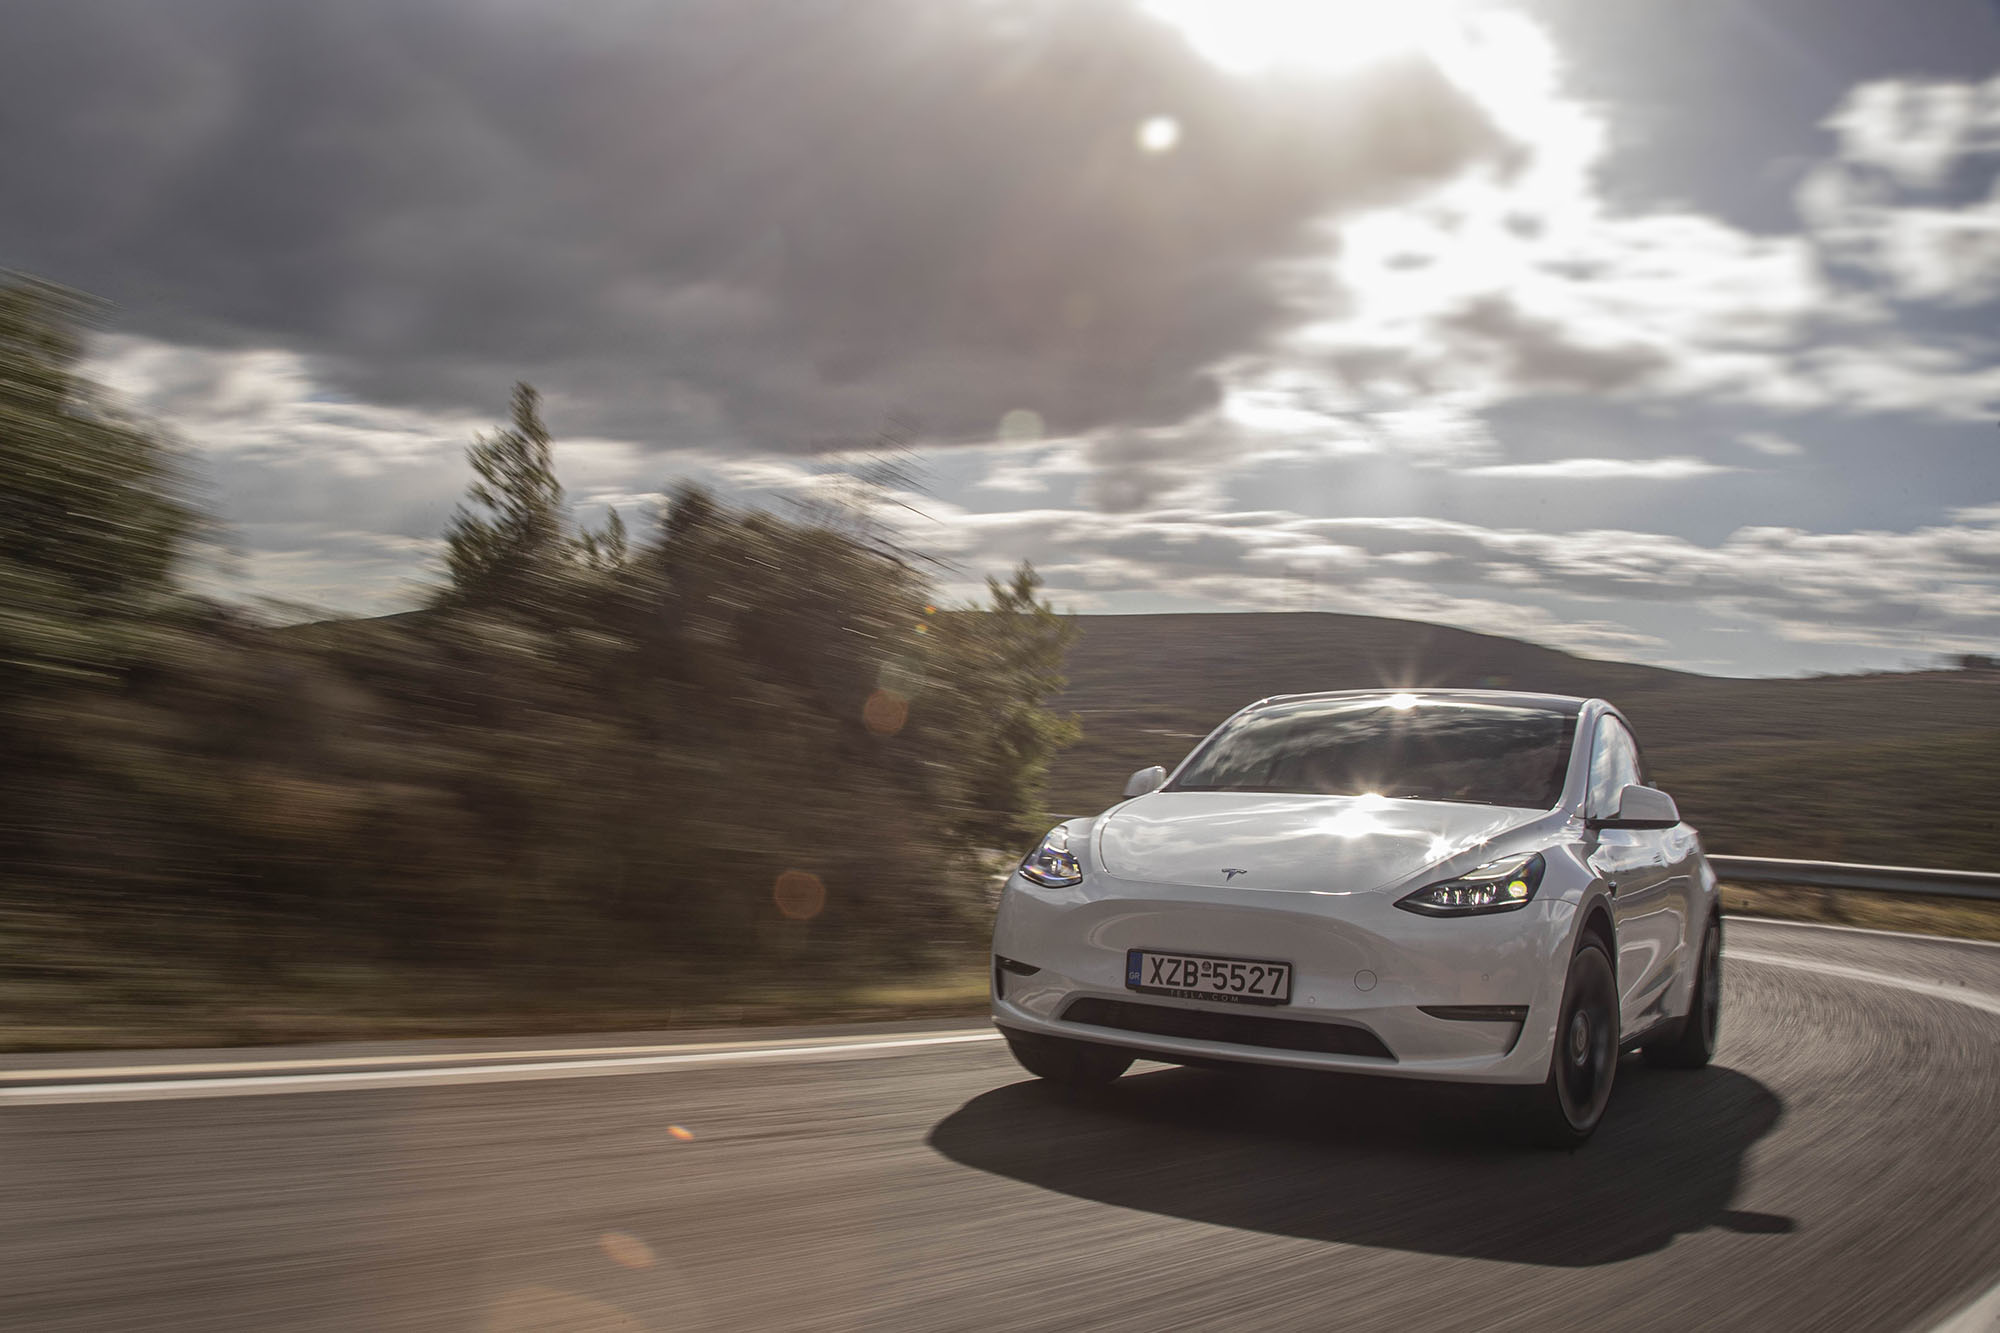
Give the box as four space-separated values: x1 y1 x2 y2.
928 1059 1791 1267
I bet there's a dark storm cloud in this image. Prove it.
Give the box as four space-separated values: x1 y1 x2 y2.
2 0 1516 449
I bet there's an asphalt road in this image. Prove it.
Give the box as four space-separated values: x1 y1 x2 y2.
3 918 1998 1332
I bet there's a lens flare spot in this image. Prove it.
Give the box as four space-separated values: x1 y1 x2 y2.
997 408 1044 444
667 1124 695 1142
774 870 826 920
599 1231 656 1269
863 689 909 736
1137 115 1181 153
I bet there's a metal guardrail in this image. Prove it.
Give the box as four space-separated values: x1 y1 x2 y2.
1708 855 2000 904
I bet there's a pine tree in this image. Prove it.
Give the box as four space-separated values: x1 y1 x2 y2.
441 382 567 608
578 506 628 571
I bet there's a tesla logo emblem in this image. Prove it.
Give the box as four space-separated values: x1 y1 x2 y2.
1220 868 1249 881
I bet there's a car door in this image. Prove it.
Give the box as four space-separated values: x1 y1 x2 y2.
1584 715 1676 1034
1628 730 1700 1022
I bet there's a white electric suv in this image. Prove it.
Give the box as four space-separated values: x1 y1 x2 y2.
991 690 1721 1145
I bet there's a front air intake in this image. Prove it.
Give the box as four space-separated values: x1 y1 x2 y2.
1061 997 1394 1060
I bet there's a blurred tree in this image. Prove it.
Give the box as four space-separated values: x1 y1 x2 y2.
0 278 205 1006
933 561 1081 846
0 287 1086 1041
0 278 191 691
441 382 567 608
578 507 628 571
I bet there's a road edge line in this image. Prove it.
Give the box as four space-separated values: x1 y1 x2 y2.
0 1029 1004 1105
1728 950 2000 1020
0 1026 998 1083
1731 943 2000 1333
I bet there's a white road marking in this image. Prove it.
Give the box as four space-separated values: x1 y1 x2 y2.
10 942 1994 1107
10 939 1997 1327
0 1029 1004 1106
1729 950 2000 1020
1 1029 997 1082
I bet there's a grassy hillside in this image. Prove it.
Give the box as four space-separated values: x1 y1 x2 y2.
1043 612 2000 870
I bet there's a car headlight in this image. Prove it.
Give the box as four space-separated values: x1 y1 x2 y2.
1396 852 1546 917
1018 826 1083 887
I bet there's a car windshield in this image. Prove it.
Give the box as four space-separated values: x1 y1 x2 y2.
1167 697 1577 808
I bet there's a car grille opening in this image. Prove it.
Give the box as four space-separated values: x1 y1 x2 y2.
1419 1004 1529 1023
1061 997 1394 1061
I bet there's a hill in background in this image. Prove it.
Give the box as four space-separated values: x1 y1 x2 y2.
1044 612 2000 870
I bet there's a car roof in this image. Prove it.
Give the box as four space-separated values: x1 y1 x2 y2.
1245 688 1590 716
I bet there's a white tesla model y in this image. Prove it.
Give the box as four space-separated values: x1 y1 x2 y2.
991 690 1722 1145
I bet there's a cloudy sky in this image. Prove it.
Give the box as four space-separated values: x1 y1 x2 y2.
5 0 1998 675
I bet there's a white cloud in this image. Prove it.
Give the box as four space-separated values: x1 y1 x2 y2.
1798 72 2000 309
943 503 2000 658
65 16 2000 673
89 335 491 470
1738 431 1805 457
1463 456 1734 481
1801 164 2000 309
971 442 1089 496
83 334 679 615
80 320 2000 666
1822 73 2000 190
706 458 823 493
1784 338 2000 421
1188 32 2000 463
974 459 1052 495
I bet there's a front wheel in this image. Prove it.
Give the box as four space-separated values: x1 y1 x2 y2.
1519 942 1619 1148
1644 916 1721 1069
1003 1029 1133 1088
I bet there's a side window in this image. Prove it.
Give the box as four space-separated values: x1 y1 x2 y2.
1587 718 1641 818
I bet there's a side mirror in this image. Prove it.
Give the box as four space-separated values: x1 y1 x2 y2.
1593 783 1680 830
1123 765 1167 798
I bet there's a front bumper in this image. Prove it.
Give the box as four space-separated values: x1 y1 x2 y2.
992 869 1574 1085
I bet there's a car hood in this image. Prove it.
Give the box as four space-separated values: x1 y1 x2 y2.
1094 791 1550 896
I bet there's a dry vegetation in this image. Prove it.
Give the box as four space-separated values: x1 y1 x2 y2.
1720 884 2000 943
2 281 1073 1050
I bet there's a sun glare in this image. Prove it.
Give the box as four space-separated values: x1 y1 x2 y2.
1141 0 1467 78
1136 114 1182 154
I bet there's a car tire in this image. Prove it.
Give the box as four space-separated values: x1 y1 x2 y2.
1002 1029 1133 1087
1643 916 1721 1070
1520 941 1619 1148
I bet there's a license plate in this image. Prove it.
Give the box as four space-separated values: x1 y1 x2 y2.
1126 949 1291 1006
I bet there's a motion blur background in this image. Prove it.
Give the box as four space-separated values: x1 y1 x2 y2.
2 0 1998 1049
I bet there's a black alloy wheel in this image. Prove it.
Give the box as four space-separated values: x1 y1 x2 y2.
1644 916 1722 1069
1523 941 1619 1147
